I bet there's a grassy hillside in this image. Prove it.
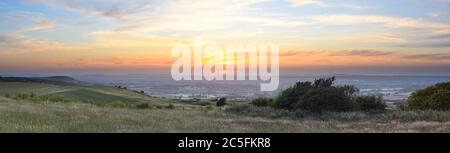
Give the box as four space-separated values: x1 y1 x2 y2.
1 77 450 133
1 96 450 132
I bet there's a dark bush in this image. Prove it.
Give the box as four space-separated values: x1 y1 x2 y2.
408 82 450 110
4 93 11 98
273 77 357 112
194 101 211 106
168 103 175 109
136 103 150 109
216 97 226 107
206 105 213 111
313 76 335 88
296 87 353 112
274 81 312 110
251 97 272 107
352 95 386 111
226 104 254 113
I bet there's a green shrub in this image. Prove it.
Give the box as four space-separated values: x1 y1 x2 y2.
251 97 272 107
296 87 353 112
111 102 127 108
168 103 175 109
136 103 150 109
312 76 335 88
273 77 357 112
206 105 213 111
408 82 450 111
226 104 255 113
195 101 211 106
274 81 312 110
30 93 36 98
352 96 386 111
216 97 226 107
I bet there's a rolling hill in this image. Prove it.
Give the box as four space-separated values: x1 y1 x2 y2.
0 76 178 108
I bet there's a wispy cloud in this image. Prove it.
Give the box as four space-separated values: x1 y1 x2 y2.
0 35 88 55
312 14 449 30
290 0 324 7
26 0 156 21
332 50 395 57
7 11 57 33
19 21 56 33
289 0 370 9
281 49 450 61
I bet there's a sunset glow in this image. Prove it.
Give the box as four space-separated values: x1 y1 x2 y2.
0 0 449 75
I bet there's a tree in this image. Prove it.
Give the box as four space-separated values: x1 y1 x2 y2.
408 82 450 110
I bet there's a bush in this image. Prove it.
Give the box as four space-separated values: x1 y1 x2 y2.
194 101 211 106
251 97 272 107
273 77 357 112
216 97 226 107
168 103 175 109
136 103 150 109
352 96 386 111
30 93 36 98
4 93 11 98
226 104 255 113
408 82 450 111
206 105 213 111
296 87 353 112
274 81 312 110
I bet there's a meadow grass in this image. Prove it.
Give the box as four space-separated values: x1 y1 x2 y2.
1 81 450 133
1 97 450 133
225 104 450 123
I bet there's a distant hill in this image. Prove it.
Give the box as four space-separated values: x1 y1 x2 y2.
0 77 179 108
0 76 84 86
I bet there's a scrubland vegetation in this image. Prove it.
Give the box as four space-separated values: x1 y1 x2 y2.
0 76 449 133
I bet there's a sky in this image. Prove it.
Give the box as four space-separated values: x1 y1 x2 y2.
0 0 449 75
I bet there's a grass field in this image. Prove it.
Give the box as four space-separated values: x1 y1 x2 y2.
1 81 450 133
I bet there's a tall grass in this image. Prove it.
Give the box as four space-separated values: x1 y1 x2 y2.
1 97 450 132
226 104 450 123
3 93 157 109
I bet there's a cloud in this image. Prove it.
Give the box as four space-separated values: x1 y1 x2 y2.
334 50 394 57
312 14 449 30
289 0 369 9
399 42 450 48
290 0 324 7
0 35 88 55
7 11 57 33
281 49 450 61
26 0 156 21
428 12 441 18
19 21 57 32
310 14 450 47
427 32 450 39
401 53 450 61
280 50 326 56
27 0 272 38
74 57 173 67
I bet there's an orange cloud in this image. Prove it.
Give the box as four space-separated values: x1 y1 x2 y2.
280 50 450 68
